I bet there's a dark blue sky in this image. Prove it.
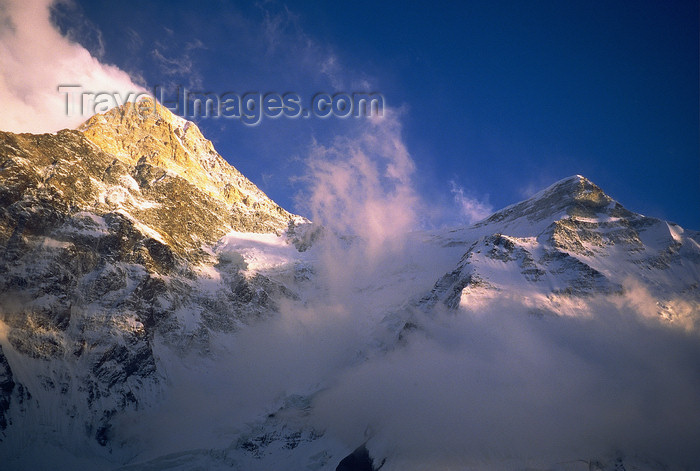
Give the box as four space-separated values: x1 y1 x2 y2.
57 0 699 228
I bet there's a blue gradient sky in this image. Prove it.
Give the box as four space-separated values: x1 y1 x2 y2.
54 0 699 228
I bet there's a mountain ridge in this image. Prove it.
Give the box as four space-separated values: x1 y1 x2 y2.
0 102 698 470
78 99 292 218
472 174 639 234
0 99 300 259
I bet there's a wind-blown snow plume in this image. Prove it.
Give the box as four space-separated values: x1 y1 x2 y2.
0 0 144 132
305 109 418 252
300 109 422 302
449 179 493 224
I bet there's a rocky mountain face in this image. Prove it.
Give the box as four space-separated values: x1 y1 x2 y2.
0 101 698 470
0 100 303 465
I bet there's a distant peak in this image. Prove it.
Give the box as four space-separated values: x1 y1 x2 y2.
476 175 635 229
539 175 601 200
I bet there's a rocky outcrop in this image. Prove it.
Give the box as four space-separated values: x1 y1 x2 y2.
336 445 381 471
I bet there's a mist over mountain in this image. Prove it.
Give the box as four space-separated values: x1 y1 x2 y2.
0 100 699 471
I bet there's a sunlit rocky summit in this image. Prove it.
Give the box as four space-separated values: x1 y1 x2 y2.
0 100 698 471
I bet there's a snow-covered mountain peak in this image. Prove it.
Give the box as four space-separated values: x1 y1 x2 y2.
424 174 699 331
473 175 635 236
0 96 299 259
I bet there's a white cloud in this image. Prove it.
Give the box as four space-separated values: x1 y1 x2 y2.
0 0 145 133
319 54 343 89
449 180 493 224
150 34 205 89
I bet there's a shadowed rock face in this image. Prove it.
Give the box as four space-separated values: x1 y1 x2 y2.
0 346 15 433
336 445 379 471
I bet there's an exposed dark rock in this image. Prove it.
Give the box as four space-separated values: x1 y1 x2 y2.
336 444 381 471
0 346 15 433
